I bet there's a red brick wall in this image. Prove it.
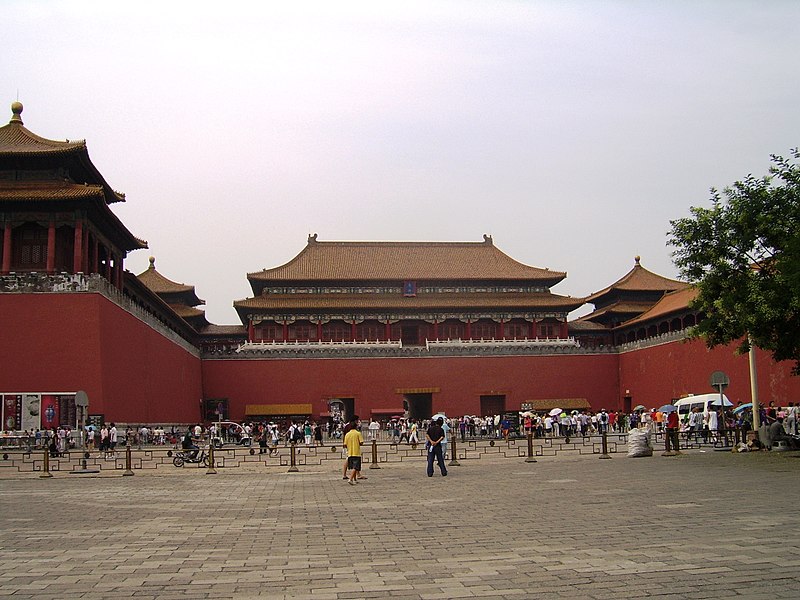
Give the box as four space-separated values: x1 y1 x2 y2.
619 337 800 407
202 353 621 421
0 294 202 424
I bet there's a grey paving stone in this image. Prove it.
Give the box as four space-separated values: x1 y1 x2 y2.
2 450 800 598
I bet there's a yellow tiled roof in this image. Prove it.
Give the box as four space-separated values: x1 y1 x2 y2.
0 180 105 201
248 236 566 283
137 257 197 295
584 257 687 303
234 291 583 312
618 287 698 328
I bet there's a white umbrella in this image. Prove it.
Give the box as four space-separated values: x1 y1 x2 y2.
709 398 733 407
431 413 447 422
549 408 563 416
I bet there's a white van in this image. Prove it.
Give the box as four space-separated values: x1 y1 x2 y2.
673 393 730 424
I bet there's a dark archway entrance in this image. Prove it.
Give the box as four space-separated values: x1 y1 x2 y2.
403 393 432 420
480 394 505 416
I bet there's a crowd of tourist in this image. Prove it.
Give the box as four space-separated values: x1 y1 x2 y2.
2 401 796 453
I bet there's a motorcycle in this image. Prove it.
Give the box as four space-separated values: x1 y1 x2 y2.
172 448 210 467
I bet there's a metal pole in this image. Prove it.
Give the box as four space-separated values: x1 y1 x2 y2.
288 440 298 472
206 441 217 474
40 446 53 478
122 442 134 476
599 430 611 459
749 339 761 431
525 431 537 463
449 433 461 466
370 438 381 469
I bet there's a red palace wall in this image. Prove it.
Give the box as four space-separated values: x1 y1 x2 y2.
619 337 800 407
0 294 202 424
201 353 620 421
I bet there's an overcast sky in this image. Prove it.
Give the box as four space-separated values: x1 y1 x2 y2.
5 1 799 324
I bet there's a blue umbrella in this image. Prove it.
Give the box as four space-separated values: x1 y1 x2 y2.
658 404 677 413
733 403 753 414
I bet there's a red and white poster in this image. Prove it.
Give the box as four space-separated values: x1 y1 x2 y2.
41 395 59 430
3 395 21 431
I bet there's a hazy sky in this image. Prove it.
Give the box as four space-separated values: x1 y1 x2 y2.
5 1 799 324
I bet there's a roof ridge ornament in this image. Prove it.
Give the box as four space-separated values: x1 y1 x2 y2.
149 256 156 269
308 233 318 243
483 234 493 245
634 255 641 265
10 101 23 125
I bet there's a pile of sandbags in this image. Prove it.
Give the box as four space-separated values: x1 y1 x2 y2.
627 428 653 457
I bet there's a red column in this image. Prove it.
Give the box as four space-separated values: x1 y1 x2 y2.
92 238 99 274
247 319 254 342
81 229 89 273
500 320 506 340
317 322 323 341
106 251 113 281
384 321 391 340
73 220 83 273
531 320 538 338
433 321 439 341
46 221 56 273
115 258 123 289
560 322 568 339
466 320 472 340
1 225 12 274
350 322 357 341
282 321 288 342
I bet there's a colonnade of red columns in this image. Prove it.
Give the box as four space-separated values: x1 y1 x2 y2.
0 220 123 289
246 318 568 343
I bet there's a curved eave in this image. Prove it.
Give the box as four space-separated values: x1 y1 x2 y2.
233 292 583 313
247 238 566 285
0 121 125 204
585 266 686 305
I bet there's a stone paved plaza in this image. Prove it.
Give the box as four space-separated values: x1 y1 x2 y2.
1 449 799 599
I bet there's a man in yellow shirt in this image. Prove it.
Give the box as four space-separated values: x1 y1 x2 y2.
343 416 364 485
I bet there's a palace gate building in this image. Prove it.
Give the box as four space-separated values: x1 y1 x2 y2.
1 103 798 429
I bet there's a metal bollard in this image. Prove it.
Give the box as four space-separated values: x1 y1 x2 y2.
525 432 537 463
449 435 461 466
599 430 611 459
206 443 217 474
40 447 53 478
288 440 299 472
370 438 381 469
122 443 134 476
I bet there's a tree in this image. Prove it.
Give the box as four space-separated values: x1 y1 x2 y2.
668 149 800 374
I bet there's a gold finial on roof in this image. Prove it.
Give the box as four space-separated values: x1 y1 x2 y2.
634 256 641 265
148 256 156 269
10 101 23 124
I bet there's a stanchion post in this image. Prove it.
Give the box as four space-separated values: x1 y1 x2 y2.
288 440 299 472
122 442 134 476
40 446 53 478
525 432 537 463
206 442 217 474
599 430 612 459
370 438 381 469
449 435 460 466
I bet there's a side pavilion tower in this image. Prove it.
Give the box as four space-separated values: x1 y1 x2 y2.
0 102 145 283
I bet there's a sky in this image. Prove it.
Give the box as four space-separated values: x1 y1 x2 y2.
4 0 799 324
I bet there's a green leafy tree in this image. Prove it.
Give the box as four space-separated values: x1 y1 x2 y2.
668 149 800 374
